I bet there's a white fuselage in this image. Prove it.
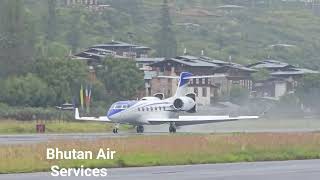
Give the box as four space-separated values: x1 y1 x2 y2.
107 97 178 125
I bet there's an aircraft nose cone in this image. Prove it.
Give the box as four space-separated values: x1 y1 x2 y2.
107 109 123 119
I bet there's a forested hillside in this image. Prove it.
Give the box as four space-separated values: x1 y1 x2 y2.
17 0 320 70
0 0 320 115
1 0 319 68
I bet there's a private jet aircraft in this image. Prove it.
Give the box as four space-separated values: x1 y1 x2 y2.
75 72 258 133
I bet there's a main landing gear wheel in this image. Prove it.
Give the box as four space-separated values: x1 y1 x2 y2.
136 125 144 133
112 128 118 134
169 124 177 133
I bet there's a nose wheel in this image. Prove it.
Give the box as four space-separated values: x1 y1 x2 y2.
136 125 144 133
112 123 120 134
169 123 176 133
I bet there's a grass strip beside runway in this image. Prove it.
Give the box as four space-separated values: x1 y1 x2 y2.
0 120 127 134
0 132 320 173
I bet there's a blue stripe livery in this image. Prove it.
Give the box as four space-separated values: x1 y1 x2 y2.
178 72 193 87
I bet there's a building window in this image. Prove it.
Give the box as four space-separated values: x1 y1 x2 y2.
142 108 144 111
202 78 205 85
155 107 157 111
138 108 140 111
194 87 198 96
196 78 199 85
150 107 153 111
202 87 207 97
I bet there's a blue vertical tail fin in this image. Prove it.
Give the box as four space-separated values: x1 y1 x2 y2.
175 72 193 97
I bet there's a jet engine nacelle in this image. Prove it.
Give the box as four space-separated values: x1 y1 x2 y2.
173 97 196 111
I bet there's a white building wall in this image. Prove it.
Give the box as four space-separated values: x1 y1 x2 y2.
275 81 287 99
187 87 211 106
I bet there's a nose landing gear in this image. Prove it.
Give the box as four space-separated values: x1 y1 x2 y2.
112 123 120 134
136 125 144 133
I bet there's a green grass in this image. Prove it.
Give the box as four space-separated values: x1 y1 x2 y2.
0 133 320 173
0 120 130 134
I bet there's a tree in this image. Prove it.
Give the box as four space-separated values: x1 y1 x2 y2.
230 85 250 104
0 74 54 107
46 0 57 41
296 74 320 111
154 0 177 58
109 0 145 24
97 58 144 100
33 57 88 105
0 0 35 77
66 8 82 53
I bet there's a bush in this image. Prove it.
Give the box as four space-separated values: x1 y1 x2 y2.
230 85 250 104
0 106 72 121
0 74 54 107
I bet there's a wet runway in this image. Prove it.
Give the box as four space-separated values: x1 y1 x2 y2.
1 159 319 180
0 118 319 145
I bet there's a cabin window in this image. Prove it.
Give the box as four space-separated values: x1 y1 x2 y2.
146 107 149 111
138 108 140 111
155 107 157 111
142 108 144 111
150 107 153 111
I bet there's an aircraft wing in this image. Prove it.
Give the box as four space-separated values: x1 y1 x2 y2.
74 108 111 122
148 115 259 126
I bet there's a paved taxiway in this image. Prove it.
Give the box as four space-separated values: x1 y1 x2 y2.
0 159 319 180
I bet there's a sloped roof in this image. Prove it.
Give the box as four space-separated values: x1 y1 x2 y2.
92 41 151 49
150 55 256 72
248 60 293 69
136 57 165 63
271 68 319 76
170 56 220 67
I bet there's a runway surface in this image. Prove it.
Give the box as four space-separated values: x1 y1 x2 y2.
0 130 319 145
1 159 319 180
0 118 319 145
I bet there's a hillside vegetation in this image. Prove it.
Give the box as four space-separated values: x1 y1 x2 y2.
0 0 319 116
18 0 320 69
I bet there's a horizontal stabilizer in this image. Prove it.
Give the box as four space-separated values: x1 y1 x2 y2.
74 108 111 122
